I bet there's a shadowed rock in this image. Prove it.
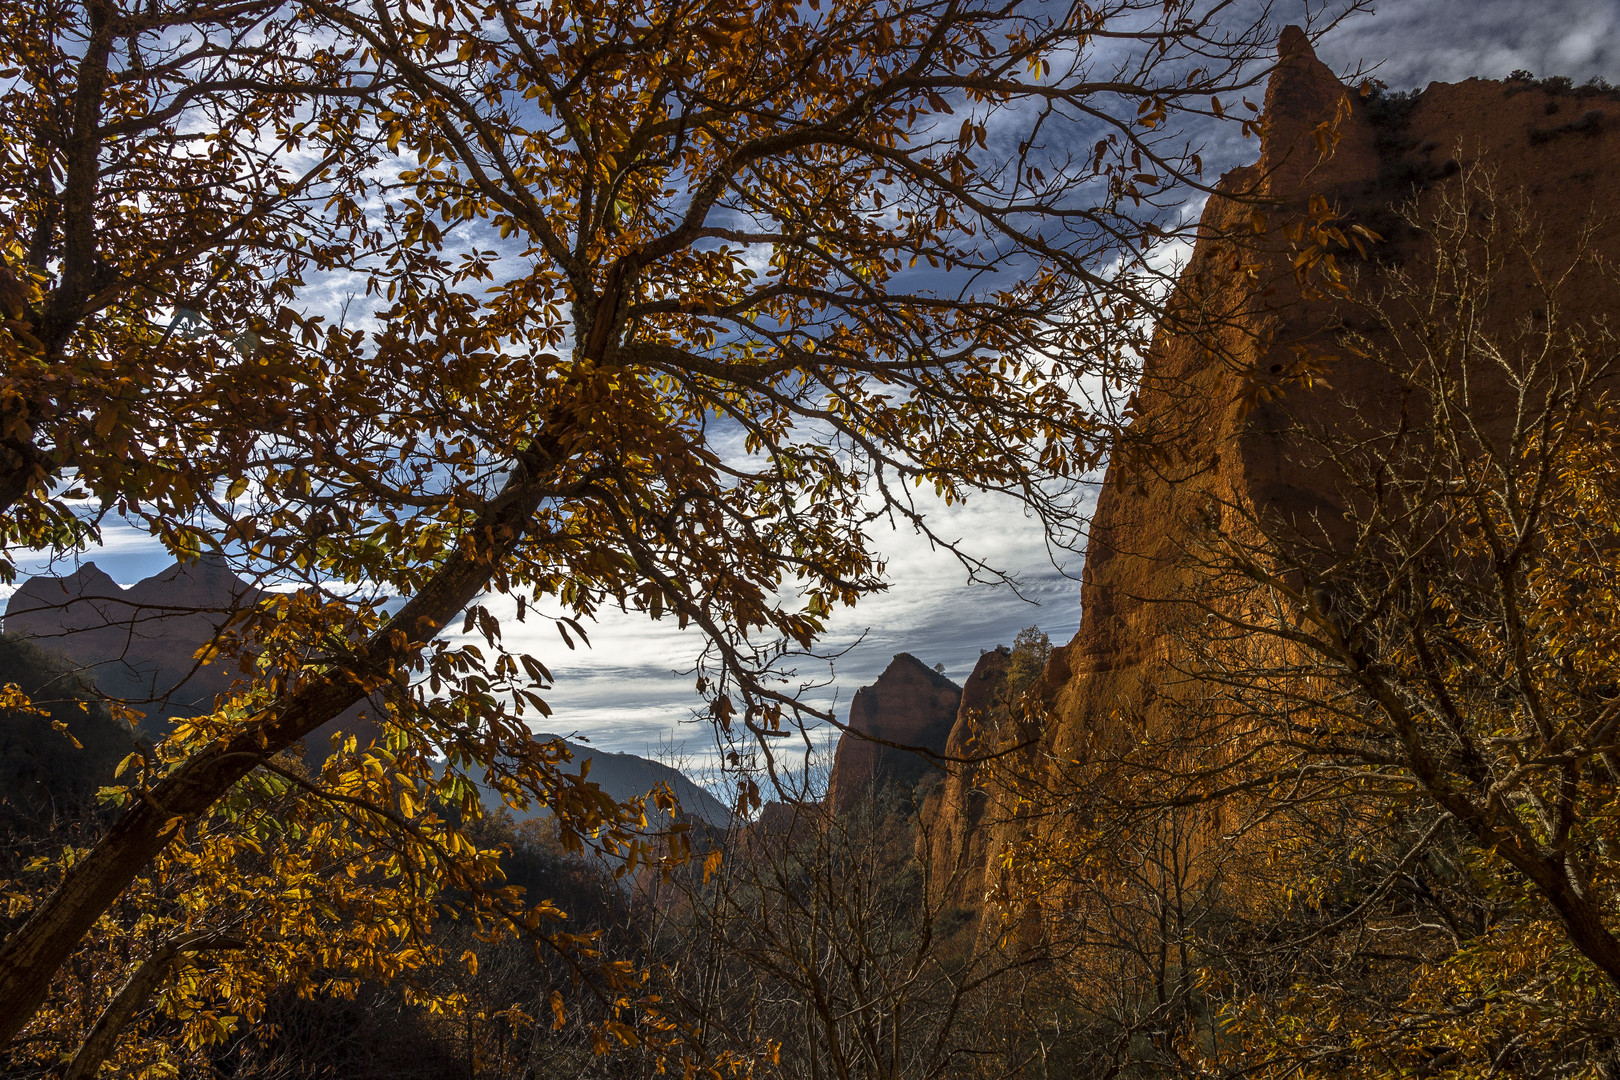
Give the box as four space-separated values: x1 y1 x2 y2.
3 557 379 763
825 653 961 815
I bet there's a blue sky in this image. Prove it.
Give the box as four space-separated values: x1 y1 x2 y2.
5 0 1618 775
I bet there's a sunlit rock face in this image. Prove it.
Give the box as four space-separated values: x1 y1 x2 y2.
918 647 1027 909
926 28 1620 910
824 652 961 816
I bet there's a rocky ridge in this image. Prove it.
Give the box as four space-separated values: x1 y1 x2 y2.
920 29 1620 909
530 733 731 828
4 556 264 737
4 562 731 829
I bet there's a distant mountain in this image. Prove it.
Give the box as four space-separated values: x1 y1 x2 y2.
5 558 380 758
3 559 729 825
436 735 733 831
4 556 258 735
524 734 732 829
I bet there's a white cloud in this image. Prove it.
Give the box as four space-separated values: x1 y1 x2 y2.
1316 0 1619 90
465 483 1089 767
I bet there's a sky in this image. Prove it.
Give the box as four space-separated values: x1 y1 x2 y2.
1316 0 1617 90
5 0 1619 779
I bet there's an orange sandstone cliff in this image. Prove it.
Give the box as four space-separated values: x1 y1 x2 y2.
924 28 1620 908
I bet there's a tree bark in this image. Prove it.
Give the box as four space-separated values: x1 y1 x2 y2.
63 930 245 1080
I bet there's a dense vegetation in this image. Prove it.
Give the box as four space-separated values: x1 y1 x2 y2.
6 0 1619 1075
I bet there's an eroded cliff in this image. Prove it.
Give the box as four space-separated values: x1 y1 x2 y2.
925 28 1620 909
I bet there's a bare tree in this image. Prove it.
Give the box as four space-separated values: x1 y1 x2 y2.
627 786 1081 1080
1150 167 1620 1075
983 164 1620 1080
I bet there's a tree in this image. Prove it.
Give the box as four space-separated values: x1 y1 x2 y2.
0 0 1333 1044
1173 170 1620 1076
4 748 496 1079
1005 625 1053 699
0 0 389 552
635 789 1070 1080
1198 168 1620 970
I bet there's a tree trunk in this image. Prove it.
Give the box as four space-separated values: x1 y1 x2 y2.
0 469 549 1042
63 930 245 1080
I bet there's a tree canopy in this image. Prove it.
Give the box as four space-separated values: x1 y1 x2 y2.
0 0 1312 1058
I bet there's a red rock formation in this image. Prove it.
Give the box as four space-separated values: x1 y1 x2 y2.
919 647 1019 906
825 653 961 814
754 799 804 836
926 29 1620 906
